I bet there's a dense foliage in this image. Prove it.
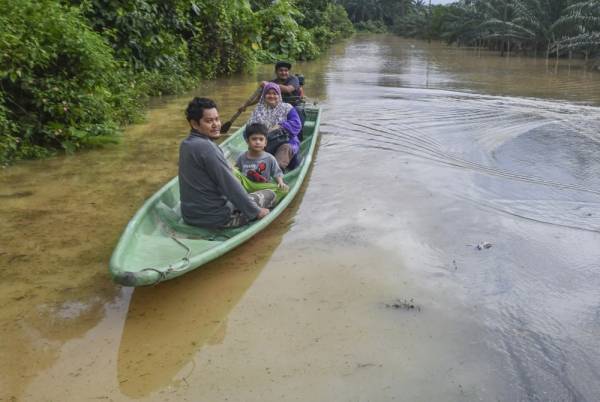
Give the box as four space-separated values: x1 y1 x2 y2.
0 0 141 162
1 0 353 165
297 1 355 49
435 0 600 62
341 0 600 62
340 0 413 30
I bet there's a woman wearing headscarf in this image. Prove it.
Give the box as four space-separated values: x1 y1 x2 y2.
248 82 302 170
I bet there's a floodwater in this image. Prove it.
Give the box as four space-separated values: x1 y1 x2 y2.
2 34 600 401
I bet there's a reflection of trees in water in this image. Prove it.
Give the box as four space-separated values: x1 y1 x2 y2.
348 35 600 103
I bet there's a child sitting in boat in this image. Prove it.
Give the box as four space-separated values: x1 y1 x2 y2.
236 123 289 191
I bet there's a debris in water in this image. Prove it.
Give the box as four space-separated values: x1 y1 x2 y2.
476 241 492 250
356 363 379 369
385 298 421 312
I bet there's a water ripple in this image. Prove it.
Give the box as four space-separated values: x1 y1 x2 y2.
322 89 600 233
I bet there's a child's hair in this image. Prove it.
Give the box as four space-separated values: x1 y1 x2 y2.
244 122 268 140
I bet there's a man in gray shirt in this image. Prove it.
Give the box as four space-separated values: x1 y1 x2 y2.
179 97 275 228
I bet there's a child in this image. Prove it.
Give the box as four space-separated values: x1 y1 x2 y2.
236 123 289 191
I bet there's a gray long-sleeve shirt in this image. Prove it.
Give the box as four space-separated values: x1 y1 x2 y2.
179 131 260 228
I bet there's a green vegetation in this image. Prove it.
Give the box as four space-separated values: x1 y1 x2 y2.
0 0 353 165
0 0 141 162
339 0 600 63
341 0 411 31
438 0 600 62
340 0 406 33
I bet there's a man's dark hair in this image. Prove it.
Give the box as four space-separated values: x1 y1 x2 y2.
186 97 217 122
275 61 292 70
244 123 268 140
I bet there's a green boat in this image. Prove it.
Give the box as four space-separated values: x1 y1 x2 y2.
109 106 321 287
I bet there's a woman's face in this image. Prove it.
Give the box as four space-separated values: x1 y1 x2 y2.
264 89 279 107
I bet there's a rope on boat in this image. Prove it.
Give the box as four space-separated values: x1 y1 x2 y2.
140 235 191 286
140 268 167 285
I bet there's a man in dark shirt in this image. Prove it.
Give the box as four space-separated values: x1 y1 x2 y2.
270 61 302 106
179 97 274 228
269 61 306 126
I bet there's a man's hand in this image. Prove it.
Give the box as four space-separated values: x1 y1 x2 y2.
256 208 270 219
260 81 269 88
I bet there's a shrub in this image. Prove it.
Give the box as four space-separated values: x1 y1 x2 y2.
310 3 355 48
76 0 195 95
186 1 258 78
355 20 388 33
0 0 141 163
0 94 22 164
255 0 320 62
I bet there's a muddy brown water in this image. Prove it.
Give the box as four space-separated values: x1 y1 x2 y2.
2 35 600 401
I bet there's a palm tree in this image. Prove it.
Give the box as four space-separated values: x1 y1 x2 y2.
393 0 430 38
477 0 520 55
441 1 486 47
553 0 600 63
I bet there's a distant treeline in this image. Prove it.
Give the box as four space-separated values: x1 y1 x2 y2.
0 0 353 165
341 0 600 61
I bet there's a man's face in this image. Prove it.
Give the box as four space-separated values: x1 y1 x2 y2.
276 67 290 80
191 108 221 139
247 134 266 152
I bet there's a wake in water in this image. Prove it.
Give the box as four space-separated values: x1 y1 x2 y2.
323 88 600 232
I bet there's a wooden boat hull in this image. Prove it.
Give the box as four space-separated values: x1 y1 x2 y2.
109 106 321 286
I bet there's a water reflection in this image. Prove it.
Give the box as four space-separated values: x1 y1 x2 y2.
345 35 600 104
117 242 272 397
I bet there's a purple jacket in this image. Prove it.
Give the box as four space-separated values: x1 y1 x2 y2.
281 107 302 153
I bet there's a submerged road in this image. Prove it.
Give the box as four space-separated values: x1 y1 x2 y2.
2 35 600 401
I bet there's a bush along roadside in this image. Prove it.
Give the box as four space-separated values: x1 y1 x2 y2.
0 0 354 166
0 0 143 164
